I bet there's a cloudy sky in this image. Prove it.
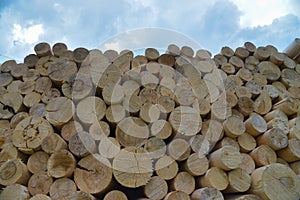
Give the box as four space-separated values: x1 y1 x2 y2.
0 0 299 63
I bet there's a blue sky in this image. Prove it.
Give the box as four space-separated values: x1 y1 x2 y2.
0 0 299 63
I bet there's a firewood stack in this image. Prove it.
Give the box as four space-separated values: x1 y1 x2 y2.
0 38 300 200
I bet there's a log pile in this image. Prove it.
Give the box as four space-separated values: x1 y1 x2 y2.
0 39 300 200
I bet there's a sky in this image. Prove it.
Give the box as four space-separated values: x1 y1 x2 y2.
0 0 299 64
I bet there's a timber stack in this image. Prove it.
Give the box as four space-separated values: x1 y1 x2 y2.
0 38 300 200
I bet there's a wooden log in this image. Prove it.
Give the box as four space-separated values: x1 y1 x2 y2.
201 119 224 144
34 77 52 94
0 159 30 186
62 73 93 100
253 73 268 87
229 56 244 68
224 168 251 193
221 46 234 58
240 153 256 174
28 171 53 196
158 53 175 67
0 73 13 87
10 111 28 129
168 138 191 161
273 97 299 116
155 155 178 180
113 147 152 188
290 161 300 175
24 54 39 68
41 88 60 104
256 128 288 150
6 80 21 93
164 191 191 200
12 116 53 154
89 120 110 141
10 64 28 79
184 153 209 176
49 178 77 200
281 68 300 87
34 42 52 57
245 113 267 136
30 194 52 200
45 97 74 128
181 46 194 57
0 59 17 72
169 106 202 136
189 134 210 156
116 117 149 147
243 41 256 54
283 38 300 58
145 48 160 61
258 61 281 81
237 96 255 116
23 69 40 82
122 80 140 97
150 119 172 139
29 103 45 117
254 47 270 61
68 131 96 157
170 171 195 195
61 120 83 141
144 176 168 200
237 132 257 153
73 47 89 64
0 143 27 164
209 146 242 171
104 49 118 63
289 117 300 140
47 149 76 178
0 92 24 118
76 96 106 126
41 133 67 154
47 58 78 85
199 167 229 190
106 104 126 125
282 56 296 69
144 137 166 159
249 163 300 200
224 194 262 200
98 136 121 159
166 44 181 56
140 103 160 123
140 88 159 105
237 68 253 82
235 47 249 59
223 115 245 138
104 190 128 200
277 138 300 162
141 71 159 89
103 84 124 105
74 154 112 194
132 55 148 70
214 136 240 151
263 84 279 99
157 96 175 114
213 54 227 67
0 184 30 200
235 86 252 98
191 187 224 200
52 42 68 57
23 92 41 108
27 151 49 174
250 145 277 167
221 63 236 74
112 50 133 73
245 80 261 97
123 94 142 114
60 50 75 61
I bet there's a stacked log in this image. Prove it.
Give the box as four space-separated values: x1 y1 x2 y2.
0 39 300 200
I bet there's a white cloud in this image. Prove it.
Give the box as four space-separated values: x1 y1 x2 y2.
229 0 293 28
12 23 44 44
